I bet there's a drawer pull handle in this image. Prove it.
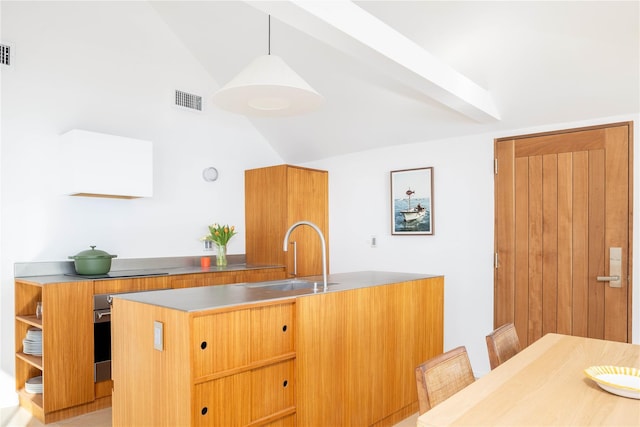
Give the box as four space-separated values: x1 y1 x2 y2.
201 407 208 415
282 325 287 332
200 341 207 350
283 380 288 387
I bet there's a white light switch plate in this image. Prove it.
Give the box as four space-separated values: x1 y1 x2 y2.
154 321 163 351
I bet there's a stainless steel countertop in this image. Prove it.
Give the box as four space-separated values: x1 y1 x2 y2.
112 271 441 312
14 260 283 285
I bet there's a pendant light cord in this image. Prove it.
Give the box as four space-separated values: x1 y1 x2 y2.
268 15 271 55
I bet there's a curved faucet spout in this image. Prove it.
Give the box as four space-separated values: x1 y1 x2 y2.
283 221 328 291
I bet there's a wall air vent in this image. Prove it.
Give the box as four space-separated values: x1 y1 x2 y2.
175 90 202 111
1 44 12 66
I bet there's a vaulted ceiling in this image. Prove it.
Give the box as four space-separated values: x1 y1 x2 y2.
150 1 639 163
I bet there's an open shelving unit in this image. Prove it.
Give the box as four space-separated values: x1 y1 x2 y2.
15 283 44 420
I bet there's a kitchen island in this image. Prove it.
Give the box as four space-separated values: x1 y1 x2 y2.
111 271 444 427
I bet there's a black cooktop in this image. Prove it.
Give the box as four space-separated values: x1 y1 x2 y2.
65 271 170 279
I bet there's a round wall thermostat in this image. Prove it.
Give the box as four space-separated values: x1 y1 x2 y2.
202 167 219 182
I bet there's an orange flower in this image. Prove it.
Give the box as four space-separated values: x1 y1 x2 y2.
203 223 237 246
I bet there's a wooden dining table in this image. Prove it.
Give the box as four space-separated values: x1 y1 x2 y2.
417 333 640 426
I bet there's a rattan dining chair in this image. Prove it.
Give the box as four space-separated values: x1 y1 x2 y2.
486 323 521 370
415 346 475 415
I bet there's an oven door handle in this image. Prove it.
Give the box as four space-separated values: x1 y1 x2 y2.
94 309 111 323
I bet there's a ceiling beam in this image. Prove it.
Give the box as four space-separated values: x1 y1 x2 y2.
246 0 500 122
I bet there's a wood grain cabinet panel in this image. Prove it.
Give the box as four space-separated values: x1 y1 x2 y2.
42 282 94 412
171 272 238 289
14 280 95 424
113 299 297 427
94 276 170 294
193 371 251 427
239 268 287 284
193 303 294 379
245 165 329 278
295 277 444 427
193 310 251 378
250 303 294 362
193 360 294 427
250 361 295 422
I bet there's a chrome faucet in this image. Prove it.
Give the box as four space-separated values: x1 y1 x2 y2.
282 220 328 291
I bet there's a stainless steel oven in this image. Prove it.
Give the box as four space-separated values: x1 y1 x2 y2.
93 293 112 382
93 283 170 382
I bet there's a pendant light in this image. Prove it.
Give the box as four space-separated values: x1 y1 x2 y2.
213 15 323 117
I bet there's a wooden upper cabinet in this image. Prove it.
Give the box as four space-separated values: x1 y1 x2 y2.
245 165 329 277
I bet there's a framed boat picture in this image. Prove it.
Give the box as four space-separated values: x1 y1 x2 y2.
391 167 434 235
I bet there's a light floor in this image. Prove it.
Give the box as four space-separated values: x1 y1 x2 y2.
1 406 418 427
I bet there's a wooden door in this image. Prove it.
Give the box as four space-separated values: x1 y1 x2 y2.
494 122 633 345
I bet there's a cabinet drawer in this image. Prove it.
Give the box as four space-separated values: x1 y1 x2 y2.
249 304 294 361
193 360 294 427
250 360 295 422
193 310 250 377
170 272 238 289
238 268 287 284
94 276 169 294
193 303 294 377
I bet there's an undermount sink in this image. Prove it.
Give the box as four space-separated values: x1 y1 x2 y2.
244 279 337 291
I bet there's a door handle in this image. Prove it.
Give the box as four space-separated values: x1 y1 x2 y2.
597 247 622 288
597 276 620 282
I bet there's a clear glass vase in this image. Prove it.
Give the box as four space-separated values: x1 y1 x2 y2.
216 243 227 267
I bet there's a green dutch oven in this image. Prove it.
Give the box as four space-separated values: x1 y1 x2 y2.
68 246 118 275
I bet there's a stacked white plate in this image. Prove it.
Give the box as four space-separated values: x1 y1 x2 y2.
23 328 42 356
25 375 43 394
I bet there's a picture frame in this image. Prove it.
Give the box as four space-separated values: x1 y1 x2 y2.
391 167 434 235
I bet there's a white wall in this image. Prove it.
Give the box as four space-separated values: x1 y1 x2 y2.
0 1 282 405
307 115 640 376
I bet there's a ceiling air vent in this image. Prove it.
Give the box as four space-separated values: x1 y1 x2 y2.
175 90 202 111
1 44 12 66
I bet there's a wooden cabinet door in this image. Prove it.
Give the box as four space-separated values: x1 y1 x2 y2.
193 361 294 427
192 310 251 378
245 164 329 277
245 165 289 267
249 303 294 362
192 303 294 378
193 371 251 427
43 281 94 412
250 360 295 423
286 166 329 277
495 122 633 345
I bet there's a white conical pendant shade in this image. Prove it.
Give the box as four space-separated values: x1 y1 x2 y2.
213 55 323 117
